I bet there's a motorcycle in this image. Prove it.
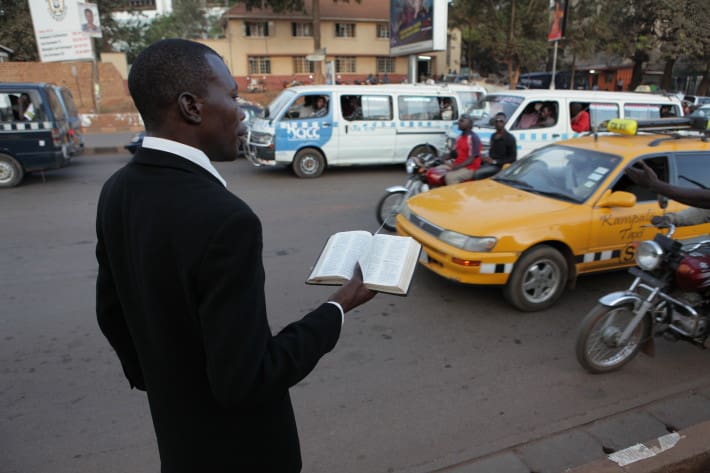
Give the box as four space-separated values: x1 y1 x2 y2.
375 152 446 232
575 204 710 373
375 149 501 232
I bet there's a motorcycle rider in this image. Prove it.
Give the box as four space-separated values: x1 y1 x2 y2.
438 114 482 185
477 112 517 179
625 161 710 226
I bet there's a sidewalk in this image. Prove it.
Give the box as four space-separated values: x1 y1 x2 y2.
438 386 710 473
82 130 136 154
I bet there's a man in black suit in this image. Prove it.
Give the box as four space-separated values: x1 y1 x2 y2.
95 39 375 473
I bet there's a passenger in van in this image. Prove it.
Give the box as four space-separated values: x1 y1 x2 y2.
19 93 36 121
570 103 590 132
344 96 362 120
536 103 556 127
517 103 541 129
309 96 328 118
9 95 21 121
660 105 674 118
439 98 454 120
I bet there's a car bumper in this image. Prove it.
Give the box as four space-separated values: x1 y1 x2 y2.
396 214 518 285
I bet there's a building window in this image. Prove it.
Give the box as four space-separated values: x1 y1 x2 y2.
335 56 356 73
244 22 270 37
376 24 389 39
293 56 314 74
123 0 156 10
376 57 394 74
292 22 313 37
335 23 356 38
248 56 271 74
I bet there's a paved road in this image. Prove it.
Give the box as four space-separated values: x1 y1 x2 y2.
2 152 710 473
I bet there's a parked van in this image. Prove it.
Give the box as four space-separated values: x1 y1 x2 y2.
447 89 684 158
54 85 84 155
246 83 486 177
0 82 74 188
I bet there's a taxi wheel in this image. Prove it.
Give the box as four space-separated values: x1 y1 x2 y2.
0 154 24 188
504 245 568 312
292 149 325 178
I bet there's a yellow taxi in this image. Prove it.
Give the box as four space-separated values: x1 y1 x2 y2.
396 118 710 311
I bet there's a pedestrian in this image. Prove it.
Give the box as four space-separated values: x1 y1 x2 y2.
477 112 516 178
95 38 375 473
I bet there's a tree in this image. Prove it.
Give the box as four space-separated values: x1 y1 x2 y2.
0 0 39 61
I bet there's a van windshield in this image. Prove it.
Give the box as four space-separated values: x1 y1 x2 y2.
264 89 296 119
473 94 523 128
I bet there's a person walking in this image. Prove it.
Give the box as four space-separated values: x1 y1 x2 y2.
95 39 375 473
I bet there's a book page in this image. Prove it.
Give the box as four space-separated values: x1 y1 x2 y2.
360 234 420 293
307 230 372 282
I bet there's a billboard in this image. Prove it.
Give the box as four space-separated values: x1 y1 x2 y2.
28 0 97 62
390 0 447 57
547 0 568 41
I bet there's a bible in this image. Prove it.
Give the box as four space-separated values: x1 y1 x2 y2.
306 230 422 295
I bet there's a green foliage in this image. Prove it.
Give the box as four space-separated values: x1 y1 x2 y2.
0 0 39 61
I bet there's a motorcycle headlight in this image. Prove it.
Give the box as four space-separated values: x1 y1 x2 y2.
439 231 496 252
405 157 418 174
635 240 663 270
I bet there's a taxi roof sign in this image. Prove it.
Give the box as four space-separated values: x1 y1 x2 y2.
606 117 710 135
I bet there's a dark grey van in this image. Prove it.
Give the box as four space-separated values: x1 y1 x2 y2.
0 82 74 188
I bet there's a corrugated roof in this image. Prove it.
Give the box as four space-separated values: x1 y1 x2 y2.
224 0 389 21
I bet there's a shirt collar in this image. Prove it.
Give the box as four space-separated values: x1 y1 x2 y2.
141 136 227 187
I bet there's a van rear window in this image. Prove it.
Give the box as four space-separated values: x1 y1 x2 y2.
46 88 66 120
0 91 46 123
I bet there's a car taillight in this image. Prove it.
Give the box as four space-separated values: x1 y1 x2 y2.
51 127 62 146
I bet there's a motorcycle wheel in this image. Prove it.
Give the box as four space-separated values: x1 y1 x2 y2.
575 303 651 374
376 190 407 232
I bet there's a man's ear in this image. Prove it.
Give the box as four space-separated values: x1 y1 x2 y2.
177 92 202 124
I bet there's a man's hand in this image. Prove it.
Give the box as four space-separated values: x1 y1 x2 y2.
329 263 376 313
482 156 494 164
625 161 659 190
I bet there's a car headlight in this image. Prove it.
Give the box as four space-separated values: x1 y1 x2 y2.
439 230 496 251
251 132 273 145
635 240 663 270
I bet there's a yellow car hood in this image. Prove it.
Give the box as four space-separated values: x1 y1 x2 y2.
407 179 577 235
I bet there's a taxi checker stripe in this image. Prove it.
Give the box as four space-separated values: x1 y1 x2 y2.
480 263 513 274
575 250 621 264
1 122 53 131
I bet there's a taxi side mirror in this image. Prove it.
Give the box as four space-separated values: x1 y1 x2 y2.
597 190 637 208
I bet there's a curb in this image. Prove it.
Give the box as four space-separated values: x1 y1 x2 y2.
568 419 710 473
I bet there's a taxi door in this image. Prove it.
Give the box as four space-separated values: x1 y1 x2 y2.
587 156 669 271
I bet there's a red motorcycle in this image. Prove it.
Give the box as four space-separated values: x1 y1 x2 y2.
376 151 494 231
576 215 710 373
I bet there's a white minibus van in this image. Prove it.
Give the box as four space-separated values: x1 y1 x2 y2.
445 89 684 157
246 83 486 178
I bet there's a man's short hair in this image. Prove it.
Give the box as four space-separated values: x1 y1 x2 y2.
128 39 221 130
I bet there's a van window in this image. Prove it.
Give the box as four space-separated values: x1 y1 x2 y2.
0 91 45 122
58 88 79 116
513 101 558 129
398 96 450 120
455 91 483 111
588 103 619 128
477 95 524 128
46 87 66 120
341 94 392 121
623 103 667 120
284 94 329 119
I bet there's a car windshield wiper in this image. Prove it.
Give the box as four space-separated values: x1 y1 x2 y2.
494 177 535 189
528 189 577 202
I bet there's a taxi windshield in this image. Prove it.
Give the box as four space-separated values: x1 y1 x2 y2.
472 94 523 127
494 146 621 203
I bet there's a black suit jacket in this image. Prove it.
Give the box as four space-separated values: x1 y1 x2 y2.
96 147 342 472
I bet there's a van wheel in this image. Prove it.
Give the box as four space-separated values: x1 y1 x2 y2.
0 154 24 188
408 145 432 159
292 149 325 178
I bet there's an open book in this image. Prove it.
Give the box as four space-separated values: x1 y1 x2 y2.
306 230 422 295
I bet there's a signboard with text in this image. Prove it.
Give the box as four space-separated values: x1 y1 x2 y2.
28 0 95 62
390 0 447 56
